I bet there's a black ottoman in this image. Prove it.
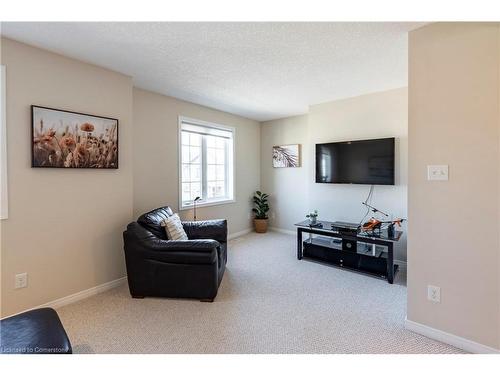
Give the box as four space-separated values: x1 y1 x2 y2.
0 308 72 354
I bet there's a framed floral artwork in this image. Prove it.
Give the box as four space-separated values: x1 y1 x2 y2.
31 105 118 169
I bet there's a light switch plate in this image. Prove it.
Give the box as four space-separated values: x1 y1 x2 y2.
427 165 449 181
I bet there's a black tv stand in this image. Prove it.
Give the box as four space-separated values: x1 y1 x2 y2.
295 220 402 284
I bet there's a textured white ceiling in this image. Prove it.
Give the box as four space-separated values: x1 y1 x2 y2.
1 22 424 121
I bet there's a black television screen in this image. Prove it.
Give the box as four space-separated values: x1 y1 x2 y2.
315 137 395 185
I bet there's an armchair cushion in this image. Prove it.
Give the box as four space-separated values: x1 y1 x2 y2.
161 213 188 241
137 206 174 239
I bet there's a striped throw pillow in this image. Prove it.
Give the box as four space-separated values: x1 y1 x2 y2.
161 213 188 241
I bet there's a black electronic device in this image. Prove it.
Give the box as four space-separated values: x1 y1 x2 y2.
315 137 395 185
331 221 360 235
341 238 357 252
331 221 359 252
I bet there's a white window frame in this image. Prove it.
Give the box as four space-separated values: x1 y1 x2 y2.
0 65 7 220
178 116 235 211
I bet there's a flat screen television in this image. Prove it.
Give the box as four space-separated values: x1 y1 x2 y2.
315 137 395 185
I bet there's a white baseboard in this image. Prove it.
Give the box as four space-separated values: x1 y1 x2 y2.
230 227 298 239
405 318 499 354
228 228 252 240
270 227 296 235
3 277 127 319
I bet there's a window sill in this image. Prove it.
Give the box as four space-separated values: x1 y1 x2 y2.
180 198 236 211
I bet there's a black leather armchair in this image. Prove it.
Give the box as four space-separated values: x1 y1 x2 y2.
123 206 227 302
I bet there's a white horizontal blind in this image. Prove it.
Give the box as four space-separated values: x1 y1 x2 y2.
181 121 233 139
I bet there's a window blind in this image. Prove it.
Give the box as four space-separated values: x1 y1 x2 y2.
181 121 233 139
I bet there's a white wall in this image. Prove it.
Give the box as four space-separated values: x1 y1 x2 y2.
261 115 309 230
261 88 408 261
133 88 261 236
0 65 7 220
408 23 500 350
0 38 133 317
0 36 5 318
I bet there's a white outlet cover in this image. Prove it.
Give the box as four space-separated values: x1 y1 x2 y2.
427 165 449 181
427 285 441 303
15 273 28 289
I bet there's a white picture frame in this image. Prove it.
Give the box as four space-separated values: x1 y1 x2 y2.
272 144 301 168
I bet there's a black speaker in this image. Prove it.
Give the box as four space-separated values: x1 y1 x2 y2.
342 239 357 252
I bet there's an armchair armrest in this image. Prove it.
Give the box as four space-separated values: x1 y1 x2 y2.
153 239 220 252
143 240 219 264
182 219 227 242
124 222 220 264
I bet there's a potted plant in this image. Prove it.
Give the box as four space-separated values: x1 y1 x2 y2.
306 210 319 225
252 191 270 233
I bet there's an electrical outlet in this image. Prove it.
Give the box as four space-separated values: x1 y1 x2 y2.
427 285 440 303
15 273 28 289
247 212 251 220
271 212 276 219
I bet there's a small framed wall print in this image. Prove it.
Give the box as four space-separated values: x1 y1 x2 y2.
31 105 119 169
272 144 301 168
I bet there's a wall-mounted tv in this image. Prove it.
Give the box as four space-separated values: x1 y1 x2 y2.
315 137 395 185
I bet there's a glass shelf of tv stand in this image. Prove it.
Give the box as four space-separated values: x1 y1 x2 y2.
295 219 402 258
303 235 386 258
295 220 402 242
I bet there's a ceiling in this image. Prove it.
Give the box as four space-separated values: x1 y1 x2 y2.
1 22 424 121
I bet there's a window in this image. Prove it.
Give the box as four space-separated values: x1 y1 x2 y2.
179 117 234 209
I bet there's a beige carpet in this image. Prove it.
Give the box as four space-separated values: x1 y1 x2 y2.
56 231 464 354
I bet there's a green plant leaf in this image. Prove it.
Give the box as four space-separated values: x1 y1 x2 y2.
253 191 270 220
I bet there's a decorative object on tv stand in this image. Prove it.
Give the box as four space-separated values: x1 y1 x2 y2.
362 217 405 237
31 105 119 169
306 210 318 225
252 191 269 233
193 196 201 221
360 201 405 237
272 144 301 168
